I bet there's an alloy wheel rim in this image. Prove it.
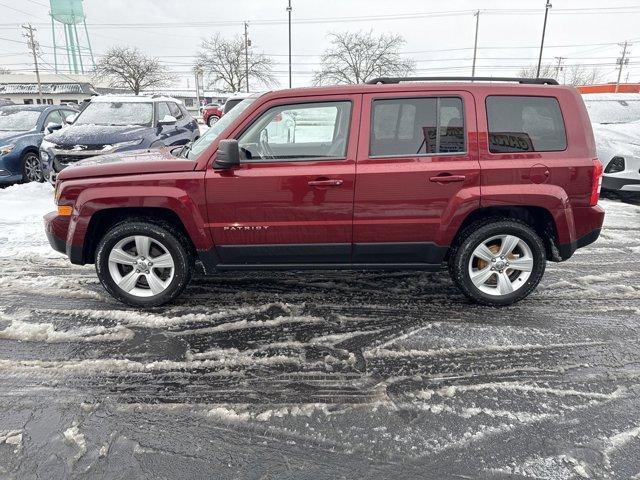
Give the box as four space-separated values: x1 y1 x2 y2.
468 234 534 296
107 235 175 297
208 116 218 125
24 155 41 182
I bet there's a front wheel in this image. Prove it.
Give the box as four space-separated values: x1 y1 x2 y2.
22 152 43 183
207 115 219 127
448 219 546 306
95 221 194 307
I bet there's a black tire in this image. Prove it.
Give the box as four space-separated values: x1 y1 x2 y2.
448 219 546 306
95 220 194 308
22 151 43 183
207 115 219 127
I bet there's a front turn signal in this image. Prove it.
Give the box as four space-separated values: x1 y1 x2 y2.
57 205 73 216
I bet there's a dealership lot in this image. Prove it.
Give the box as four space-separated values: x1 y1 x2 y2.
0 184 638 479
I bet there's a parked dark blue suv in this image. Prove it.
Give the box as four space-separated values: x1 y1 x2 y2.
40 95 199 182
0 104 77 185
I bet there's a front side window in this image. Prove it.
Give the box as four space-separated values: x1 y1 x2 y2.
237 101 352 161
168 102 183 119
75 102 154 127
44 110 64 126
156 102 172 122
486 96 566 153
370 97 465 157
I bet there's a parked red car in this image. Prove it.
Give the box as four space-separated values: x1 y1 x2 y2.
201 104 224 127
45 77 604 308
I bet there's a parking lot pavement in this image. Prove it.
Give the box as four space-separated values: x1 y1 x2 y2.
0 191 639 479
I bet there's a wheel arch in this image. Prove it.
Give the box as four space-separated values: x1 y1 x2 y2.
81 207 198 264
449 205 561 262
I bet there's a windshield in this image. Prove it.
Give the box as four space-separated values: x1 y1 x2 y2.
0 109 40 131
75 102 153 127
584 99 640 124
187 97 256 160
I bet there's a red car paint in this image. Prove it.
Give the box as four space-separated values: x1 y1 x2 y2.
202 105 224 125
47 81 605 272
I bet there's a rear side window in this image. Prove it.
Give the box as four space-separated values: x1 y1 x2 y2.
370 97 465 157
486 96 566 153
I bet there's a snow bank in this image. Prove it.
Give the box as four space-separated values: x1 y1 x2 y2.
0 182 60 259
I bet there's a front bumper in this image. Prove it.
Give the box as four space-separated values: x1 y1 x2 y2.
602 175 640 192
44 211 85 265
44 211 70 256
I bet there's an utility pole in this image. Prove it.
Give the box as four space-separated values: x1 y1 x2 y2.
471 10 480 77
22 23 43 103
554 56 563 82
536 0 552 78
615 41 630 93
287 0 292 88
244 22 250 93
194 67 203 109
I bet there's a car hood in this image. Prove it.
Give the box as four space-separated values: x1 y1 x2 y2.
592 122 640 147
57 148 198 181
0 130 29 144
45 124 154 146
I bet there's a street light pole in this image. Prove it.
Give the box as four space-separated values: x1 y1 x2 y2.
536 0 552 78
471 10 480 77
615 41 630 93
287 0 292 88
244 21 250 93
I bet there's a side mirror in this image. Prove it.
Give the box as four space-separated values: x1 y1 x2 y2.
158 114 177 126
214 139 240 170
65 113 78 124
45 122 63 134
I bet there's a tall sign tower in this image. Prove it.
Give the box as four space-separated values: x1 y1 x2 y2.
50 0 95 74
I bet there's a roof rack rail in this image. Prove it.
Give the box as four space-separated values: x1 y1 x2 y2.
365 76 559 85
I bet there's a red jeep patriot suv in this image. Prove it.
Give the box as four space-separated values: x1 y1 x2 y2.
45 77 605 308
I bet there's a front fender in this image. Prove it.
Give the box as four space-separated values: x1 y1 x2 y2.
66 184 211 255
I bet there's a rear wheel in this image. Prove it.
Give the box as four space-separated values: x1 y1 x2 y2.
95 221 194 307
448 219 546 306
22 152 43 183
207 115 219 127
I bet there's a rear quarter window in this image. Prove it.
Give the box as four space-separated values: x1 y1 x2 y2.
486 96 567 153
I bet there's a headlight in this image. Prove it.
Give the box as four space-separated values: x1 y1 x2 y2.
40 150 50 162
112 139 143 150
605 156 625 174
0 144 15 155
40 139 56 151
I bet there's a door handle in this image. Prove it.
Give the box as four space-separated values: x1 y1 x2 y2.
429 174 466 183
308 179 343 187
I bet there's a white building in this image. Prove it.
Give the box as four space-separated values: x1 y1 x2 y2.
0 73 121 106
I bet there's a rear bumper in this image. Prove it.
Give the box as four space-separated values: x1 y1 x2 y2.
557 205 605 260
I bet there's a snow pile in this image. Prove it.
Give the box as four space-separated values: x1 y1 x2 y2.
0 429 23 452
0 182 60 259
63 424 87 465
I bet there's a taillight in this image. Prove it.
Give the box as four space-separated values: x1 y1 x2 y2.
590 158 603 206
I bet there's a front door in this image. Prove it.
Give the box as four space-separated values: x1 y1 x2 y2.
204 95 361 265
353 90 480 264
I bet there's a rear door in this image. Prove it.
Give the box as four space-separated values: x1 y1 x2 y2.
353 90 480 264
204 94 361 265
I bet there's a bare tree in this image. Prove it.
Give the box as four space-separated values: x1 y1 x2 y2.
518 63 603 86
313 31 415 85
518 63 557 80
195 34 277 92
94 46 173 95
563 64 604 86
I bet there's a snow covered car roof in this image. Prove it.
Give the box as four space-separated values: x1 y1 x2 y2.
582 93 640 101
90 95 184 105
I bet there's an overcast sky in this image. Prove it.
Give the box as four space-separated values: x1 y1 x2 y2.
1 0 639 90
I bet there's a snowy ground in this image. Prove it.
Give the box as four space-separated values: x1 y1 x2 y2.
0 183 639 479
